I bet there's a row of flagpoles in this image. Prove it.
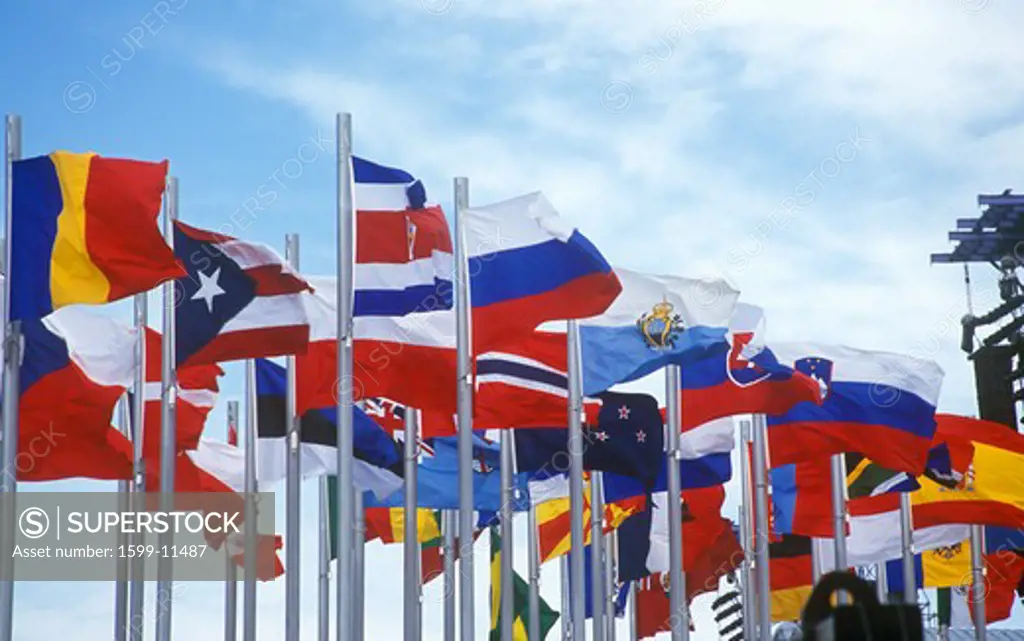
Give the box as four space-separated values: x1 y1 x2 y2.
0 109 996 641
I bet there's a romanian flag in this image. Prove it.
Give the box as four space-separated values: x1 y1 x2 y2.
913 414 1024 529
10 152 184 321
769 535 814 623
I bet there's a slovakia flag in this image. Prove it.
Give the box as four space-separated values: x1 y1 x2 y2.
173 221 312 367
17 306 137 481
766 343 944 474
679 304 821 429
464 191 620 352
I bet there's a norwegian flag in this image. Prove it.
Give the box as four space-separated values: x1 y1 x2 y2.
173 221 312 368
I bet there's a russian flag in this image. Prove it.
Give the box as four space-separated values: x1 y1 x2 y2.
576 267 738 396
766 343 944 474
173 221 312 367
17 306 138 481
465 191 620 352
679 304 821 429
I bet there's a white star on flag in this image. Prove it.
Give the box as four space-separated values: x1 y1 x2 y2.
618 405 630 420
594 431 609 442
192 267 226 313
636 430 646 443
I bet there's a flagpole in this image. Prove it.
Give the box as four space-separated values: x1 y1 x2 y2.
627 581 637 641
897 492 915 605
242 360 258 641
443 510 457 641
664 365 688 641
283 233 302 641
829 453 849 600
499 428 515 641
566 319 587 641
874 562 886 603
605 530 618 641
353 491 366 641
129 292 148 641
318 475 330 641
0 113 22 641
970 524 985 640
811 545 822 584
738 420 756 641
335 111 357 641
560 554 571 641
453 175 476 641
225 401 240 641
115 396 131 641
750 414 771 641
155 175 179 641
527 501 541 641
590 471 607 641
405 408 422 641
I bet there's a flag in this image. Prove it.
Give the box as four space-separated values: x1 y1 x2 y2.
10 152 184 321
575 267 738 395
679 304 821 429
814 493 968 569
769 458 834 538
489 526 560 640
255 358 403 499
140 328 222 459
16 306 138 481
769 535 814 623
766 343 944 474
513 391 664 485
465 191 620 353
913 414 1024 529
580 545 629 619
633 574 694 639
535 474 644 562
363 507 441 544
884 539 972 593
475 330 604 430
173 221 311 367
844 452 918 499
361 397 456 438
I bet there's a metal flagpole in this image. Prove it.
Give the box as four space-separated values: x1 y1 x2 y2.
899 493 915 604
499 429 514 641
115 397 131 641
284 233 301 641
738 420 756 641
527 502 541 641
405 408 422 641
0 113 22 641
664 365 688 641
970 525 986 641
874 563 886 603
606 530 618 641
560 554 571 641
353 491 366 641
318 475 330 641
443 510 457 641
243 360 259 641
225 401 240 641
335 112 357 641
566 320 586 641
750 414 772 641
129 292 148 641
829 453 849 603
590 471 606 641
628 581 637 641
453 175 476 641
155 175 179 641
811 545 822 584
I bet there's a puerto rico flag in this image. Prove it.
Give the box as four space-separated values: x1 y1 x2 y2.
679 304 822 429
173 221 312 367
766 343 944 474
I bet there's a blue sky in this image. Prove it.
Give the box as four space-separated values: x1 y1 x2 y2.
4 0 1024 638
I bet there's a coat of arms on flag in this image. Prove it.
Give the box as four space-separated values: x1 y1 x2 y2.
636 298 684 350
794 356 833 400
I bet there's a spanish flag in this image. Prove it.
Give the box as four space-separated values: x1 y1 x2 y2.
10 151 184 321
913 414 1024 529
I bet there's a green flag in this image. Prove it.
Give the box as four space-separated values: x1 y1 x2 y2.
327 476 339 561
489 526 560 640
845 453 913 499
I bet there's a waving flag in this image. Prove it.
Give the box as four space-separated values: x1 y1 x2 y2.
575 267 738 395
173 221 311 367
766 343 944 474
489 527 560 640
465 191 620 352
360 397 456 439
680 304 821 429
10 152 184 321
255 358 403 499
16 306 137 481
769 535 814 623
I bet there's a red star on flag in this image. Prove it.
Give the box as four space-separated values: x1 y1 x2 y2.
636 430 646 443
